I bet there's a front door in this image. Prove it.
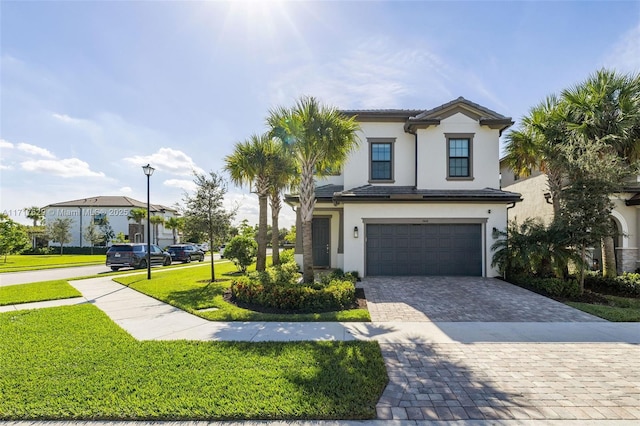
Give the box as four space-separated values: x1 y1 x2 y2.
312 217 330 267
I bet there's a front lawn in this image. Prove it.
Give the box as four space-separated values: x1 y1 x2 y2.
115 263 370 322
0 254 105 272
0 305 387 420
0 280 82 306
566 294 640 322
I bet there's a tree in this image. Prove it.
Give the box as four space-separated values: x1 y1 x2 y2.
555 137 631 292
0 214 30 262
128 208 147 243
98 217 115 245
47 217 73 255
267 96 360 282
83 222 104 255
224 235 257 273
266 140 298 266
165 216 183 244
225 133 276 272
562 69 640 278
149 215 165 245
285 225 296 245
183 171 235 282
25 206 45 250
504 95 568 218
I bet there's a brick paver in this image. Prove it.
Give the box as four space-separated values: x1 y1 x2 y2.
377 342 640 421
362 276 602 322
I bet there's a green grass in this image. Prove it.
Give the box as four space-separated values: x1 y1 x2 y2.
0 254 104 272
567 294 640 321
115 263 370 322
0 280 82 306
0 305 387 420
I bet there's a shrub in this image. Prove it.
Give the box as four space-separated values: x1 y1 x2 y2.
230 264 356 312
510 275 580 298
278 248 295 265
224 235 257 273
584 272 640 297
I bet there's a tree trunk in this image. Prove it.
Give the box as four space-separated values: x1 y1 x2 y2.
299 161 316 283
547 167 563 220
256 194 268 272
270 192 281 266
579 244 586 294
209 235 216 282
601 236 617 278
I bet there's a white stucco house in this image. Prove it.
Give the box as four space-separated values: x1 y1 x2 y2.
500 161 640 274
286 97 522 277
44 196 179 248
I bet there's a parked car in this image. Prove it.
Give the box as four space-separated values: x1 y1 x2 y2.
167 244 205 263
195 242 209 252
219 244 226 258
106 243 171 271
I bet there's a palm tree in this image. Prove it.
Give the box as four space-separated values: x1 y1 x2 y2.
224 133 277 272
25 206 44 249
165 216 183 244
149 215 165 245
266 141 298 266
504 95 568 218
562 69 640 277
267 96 360 282
128 208 147 243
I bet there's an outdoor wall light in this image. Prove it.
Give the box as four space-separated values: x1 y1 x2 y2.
353 226 359 238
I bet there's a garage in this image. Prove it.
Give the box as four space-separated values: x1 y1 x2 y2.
366 223 482 276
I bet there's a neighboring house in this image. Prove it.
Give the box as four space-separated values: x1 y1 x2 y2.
285 97 522 277
44 196 179 248
500 161 640 274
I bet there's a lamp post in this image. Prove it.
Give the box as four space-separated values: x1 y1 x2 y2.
142 164 155 280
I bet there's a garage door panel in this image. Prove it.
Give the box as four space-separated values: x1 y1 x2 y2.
366 223 481 276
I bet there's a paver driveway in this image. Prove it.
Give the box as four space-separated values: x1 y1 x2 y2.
362 276 602 322
362 276 640 422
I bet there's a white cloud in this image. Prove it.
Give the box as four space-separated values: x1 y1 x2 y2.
16 142 56 159
164 179 197 192
21 158 105 178
119 186 133 193
0 162 12 170
123 147 205 176
603 22 640 73
52 112 87 125
0 139 14 149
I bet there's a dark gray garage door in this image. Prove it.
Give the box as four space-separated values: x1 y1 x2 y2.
366 223 482 276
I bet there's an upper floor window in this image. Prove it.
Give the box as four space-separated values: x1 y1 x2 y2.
369 138 395 182
446 133 474 180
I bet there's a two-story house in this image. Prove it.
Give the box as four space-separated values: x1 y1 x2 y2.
286 97 522 278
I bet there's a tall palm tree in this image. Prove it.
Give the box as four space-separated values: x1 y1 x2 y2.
165 216 183 244
149 215 165 245
128 208 147 243
267 96 360 282
504 95 568 218
25 206 44 249
266 141 298 266
225 133 277 272
562 69 640 277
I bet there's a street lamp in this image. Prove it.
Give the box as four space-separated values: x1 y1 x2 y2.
142 164 155 280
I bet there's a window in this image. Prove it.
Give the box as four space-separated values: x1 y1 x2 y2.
369 138 395 182
446 133 474 180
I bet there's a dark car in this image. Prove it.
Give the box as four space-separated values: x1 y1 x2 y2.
167 244 205 263
106 243 171 271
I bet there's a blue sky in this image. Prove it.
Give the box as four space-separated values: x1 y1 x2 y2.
1 0 639 228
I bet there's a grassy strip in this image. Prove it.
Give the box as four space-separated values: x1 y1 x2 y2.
566 294 640 321
0 254 105 272
115 263 370 322
0 280 82 306
0 305 387 420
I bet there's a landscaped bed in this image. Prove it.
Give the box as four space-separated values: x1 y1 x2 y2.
0 304 387 420
115 261 370 322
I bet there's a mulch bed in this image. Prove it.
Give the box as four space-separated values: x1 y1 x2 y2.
223 287 368 315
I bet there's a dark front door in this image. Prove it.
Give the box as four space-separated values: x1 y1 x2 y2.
366 223 482 276
312 217 330 267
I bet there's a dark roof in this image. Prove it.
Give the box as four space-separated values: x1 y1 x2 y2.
340 97 513 134
46 196 177 213
334 185 522 203
286 185 522 204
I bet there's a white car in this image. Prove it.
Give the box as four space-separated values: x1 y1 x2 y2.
219 244 226 258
